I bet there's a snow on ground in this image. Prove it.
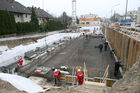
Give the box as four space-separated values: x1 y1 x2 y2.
0 73 44 93
0 46 9 52
80 26 103 35
0 30 62 42
0 33 81 67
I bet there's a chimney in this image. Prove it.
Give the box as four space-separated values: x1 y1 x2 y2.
12 0 15 3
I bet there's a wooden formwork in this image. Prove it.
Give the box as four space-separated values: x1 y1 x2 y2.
105 27 140 71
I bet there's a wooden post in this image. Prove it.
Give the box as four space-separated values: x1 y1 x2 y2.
84 62 88 83
102 65 110 83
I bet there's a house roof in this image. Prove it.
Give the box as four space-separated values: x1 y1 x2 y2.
0 0 31 14
28 7 53 19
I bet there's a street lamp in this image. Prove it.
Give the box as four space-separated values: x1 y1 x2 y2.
111 4 120 23
111 4 120 17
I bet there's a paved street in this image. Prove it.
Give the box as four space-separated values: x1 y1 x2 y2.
44 36 115 78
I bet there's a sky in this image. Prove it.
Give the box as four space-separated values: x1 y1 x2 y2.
16 0 140 18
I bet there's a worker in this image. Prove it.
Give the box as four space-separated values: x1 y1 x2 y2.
85 34 88 40
76 69 84 85
114 60 123 77
104 42 108 51
18 58 23 68
99 44 103 53
52 67 55 72
54 69 61 86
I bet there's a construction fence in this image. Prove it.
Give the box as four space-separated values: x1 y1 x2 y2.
104 26 140 71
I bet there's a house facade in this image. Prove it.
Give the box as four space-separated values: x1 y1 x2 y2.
28 7 53 25
0 0 31 23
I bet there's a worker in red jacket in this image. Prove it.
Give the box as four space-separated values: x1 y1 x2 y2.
76 69 84 85
18 59 23 68
54 69 61 86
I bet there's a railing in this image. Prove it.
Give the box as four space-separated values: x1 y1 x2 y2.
60 74 117 87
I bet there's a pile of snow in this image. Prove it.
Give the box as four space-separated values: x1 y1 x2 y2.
0 33 81 67
80 26 103 35
0 73 44 93
0 46 9 52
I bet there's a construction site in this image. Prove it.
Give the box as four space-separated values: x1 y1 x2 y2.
0 0 140 93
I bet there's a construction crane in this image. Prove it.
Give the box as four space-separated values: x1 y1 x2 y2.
70 0 78 31
72 0 77 26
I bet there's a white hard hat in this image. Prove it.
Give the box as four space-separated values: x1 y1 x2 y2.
54 69 58 72
78 69 81 72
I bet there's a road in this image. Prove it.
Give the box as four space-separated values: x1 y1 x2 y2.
43 36 115 78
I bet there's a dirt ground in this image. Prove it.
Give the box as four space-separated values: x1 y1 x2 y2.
110 56 140 93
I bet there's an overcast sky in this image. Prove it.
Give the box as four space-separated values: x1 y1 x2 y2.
16 0 140 18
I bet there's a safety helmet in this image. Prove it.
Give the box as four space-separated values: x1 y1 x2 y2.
54 69 58 72
119 60 122 63
78 69 81 72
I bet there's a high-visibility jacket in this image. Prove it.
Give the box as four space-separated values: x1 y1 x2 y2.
77 72 84 79
18 59 23 67
54 71 60 78
77 72 84 85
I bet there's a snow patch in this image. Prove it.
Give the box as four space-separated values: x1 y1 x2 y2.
0 46 9 52
0 73 44 93
0 33 81 67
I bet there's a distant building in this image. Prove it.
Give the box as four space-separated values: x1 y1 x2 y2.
0 0 31 23
136 7 140 24
126 10 137 22
111 13 123 22
28 7 53 25
78 14 101 27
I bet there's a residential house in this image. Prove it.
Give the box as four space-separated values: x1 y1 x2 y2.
28 7 53 25
0 0 31 23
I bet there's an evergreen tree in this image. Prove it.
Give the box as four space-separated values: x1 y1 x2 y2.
76 16 79 24
30 7 39 29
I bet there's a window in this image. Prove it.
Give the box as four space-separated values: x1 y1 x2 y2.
17 14 19 17
25 14 27 18
86 22 89 24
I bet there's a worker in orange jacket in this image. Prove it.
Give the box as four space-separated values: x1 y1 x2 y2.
18 58 23 68
54 69 61 86
76 69 84 85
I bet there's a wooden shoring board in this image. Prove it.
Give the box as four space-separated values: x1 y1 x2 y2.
84 62 88 83
135 42 140 62
118 33 123 59
120 34 125 61
127 38 134 69
131 40 137 67
112 30 115 48
116 31 121 59
106 26 140 71
124 35 129 66
115 31 118 58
